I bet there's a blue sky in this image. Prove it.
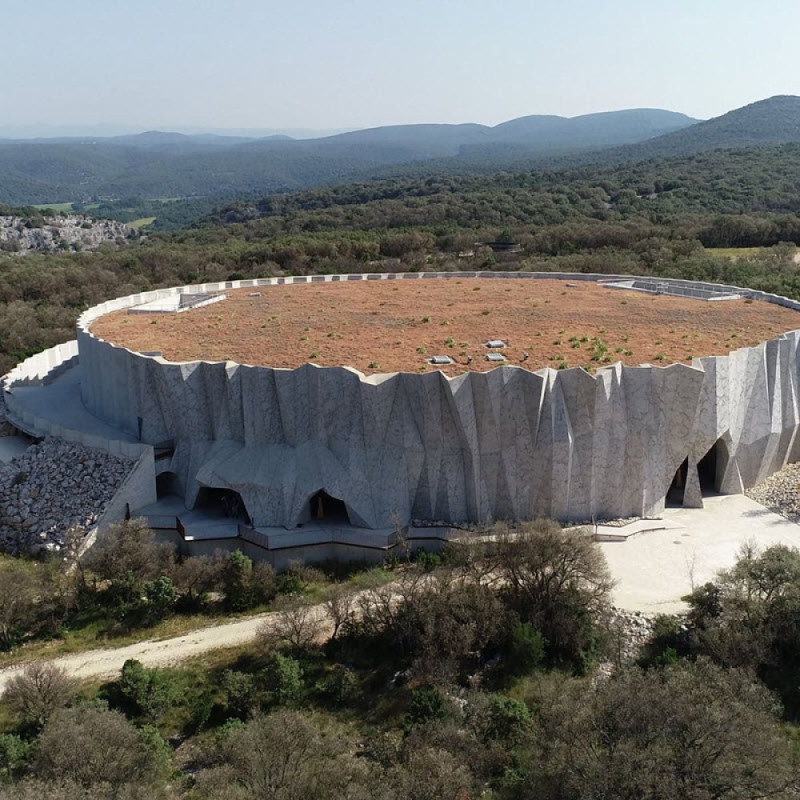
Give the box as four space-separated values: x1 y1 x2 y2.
4 0 800 133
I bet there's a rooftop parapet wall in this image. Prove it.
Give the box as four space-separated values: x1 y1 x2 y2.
72 272 800 528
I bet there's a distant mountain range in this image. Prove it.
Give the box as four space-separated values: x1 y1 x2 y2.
1 97 799 206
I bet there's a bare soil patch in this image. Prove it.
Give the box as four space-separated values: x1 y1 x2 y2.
91 279 800 375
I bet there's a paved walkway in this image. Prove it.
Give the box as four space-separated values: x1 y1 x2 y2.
8 366 137 442
599 493 800 613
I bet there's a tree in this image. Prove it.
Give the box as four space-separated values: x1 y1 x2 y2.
33 704 159 789
511 660 797 800
352 568 505 681
2 661 76 729
265 598 323 651
172 554 224 608
405 687 447 730
143 575 176 621
494 520 613 667
383 746 476 800
0 734 30 780
483 695 533 745
198 709 372 799
81 519 175 610
685 542 800 715
0 565 37 650
221 550 254 612
322 584 357 640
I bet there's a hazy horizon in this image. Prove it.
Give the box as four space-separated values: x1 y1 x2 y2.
0 105 704 141
4 0 800 136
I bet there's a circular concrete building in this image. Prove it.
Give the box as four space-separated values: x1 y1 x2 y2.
5 271 800 560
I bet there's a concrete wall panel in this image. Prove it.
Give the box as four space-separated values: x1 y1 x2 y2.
11 271 796 528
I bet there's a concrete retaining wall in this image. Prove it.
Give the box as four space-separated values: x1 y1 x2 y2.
42 272 800 527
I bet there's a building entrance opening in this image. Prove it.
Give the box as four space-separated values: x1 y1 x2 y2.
310 491 350 524
698 438 727 494
195 486 250 524
667 458 689 506
156 471 180 499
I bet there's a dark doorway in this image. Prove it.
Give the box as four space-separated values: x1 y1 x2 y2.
310 491 350 523
156 471 180 499
698 438 727 494
195 486 250 524
667 458 689 506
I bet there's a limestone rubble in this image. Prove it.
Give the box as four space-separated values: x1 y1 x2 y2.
0 437 133 555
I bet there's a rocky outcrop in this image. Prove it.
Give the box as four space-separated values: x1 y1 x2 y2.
0 438 134 555
0 214 134 255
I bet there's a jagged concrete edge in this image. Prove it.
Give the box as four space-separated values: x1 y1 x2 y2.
13 270 800 528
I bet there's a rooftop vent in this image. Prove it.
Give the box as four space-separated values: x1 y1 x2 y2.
486 353 506 362
485 340 507 349
429 355 455 365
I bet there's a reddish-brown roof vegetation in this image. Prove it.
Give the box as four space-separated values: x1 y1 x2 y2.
90 279 800 375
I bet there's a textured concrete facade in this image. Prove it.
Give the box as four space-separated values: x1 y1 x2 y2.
74 272 800 528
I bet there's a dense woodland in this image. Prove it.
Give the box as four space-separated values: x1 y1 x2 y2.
0 520 799 797
5 144 800 373
2 94 800 206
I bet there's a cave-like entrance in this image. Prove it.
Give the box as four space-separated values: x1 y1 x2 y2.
309 490 350 524
156 471 180 499
195 486 251 524
668 437 729 507
667 458 689 507
698 437 728 495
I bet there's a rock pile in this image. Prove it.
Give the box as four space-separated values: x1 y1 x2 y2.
0 437 134 555
594 608 676 681
745 463 800 522
606 607 658 664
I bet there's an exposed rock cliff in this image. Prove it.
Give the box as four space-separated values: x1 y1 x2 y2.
0 214 134 255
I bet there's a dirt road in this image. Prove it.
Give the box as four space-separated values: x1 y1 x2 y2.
0 605 330 693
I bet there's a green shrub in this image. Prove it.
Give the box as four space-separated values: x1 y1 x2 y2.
117 659 176 723
263 653 304 706
405 687 446 729
222 669 258 720
485 695 532 744
321 664 361 704
507 622 546 675
0 734 31 779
